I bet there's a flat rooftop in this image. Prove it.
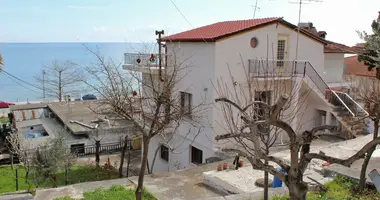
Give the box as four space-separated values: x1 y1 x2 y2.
47 101 135 135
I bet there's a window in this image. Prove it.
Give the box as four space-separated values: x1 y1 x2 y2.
250 37 259 48
160 145 169 162
191 146 203 165
277 39 286 67
180 92 192 116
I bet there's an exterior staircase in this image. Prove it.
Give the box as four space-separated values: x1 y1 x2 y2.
249 59 369 138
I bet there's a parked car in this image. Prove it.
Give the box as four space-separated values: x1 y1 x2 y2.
81 94 97 100
0 101 14 108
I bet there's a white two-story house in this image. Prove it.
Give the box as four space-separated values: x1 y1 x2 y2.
124 17 368 173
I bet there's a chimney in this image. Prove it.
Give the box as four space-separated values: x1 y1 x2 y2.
318 31 327 39
298 22 313 28
378 11 380 20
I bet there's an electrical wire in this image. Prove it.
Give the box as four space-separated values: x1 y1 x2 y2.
169 0 209 44
1 73 43 94
1 69 42 91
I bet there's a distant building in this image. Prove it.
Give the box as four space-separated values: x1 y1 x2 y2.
10 100 140 153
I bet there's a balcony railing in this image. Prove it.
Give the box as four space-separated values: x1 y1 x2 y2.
124 53 165 66
249 59 368 118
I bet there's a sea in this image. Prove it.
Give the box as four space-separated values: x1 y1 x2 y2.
0 43 151 102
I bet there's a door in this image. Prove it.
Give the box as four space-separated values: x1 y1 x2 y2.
276 35 289 70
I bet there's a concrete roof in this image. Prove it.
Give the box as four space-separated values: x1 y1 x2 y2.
16 118 80 150
10 103 48 111
47 101 135 136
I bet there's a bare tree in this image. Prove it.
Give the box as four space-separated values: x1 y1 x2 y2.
77 45 206 200
6 131 33 183
351 76 380 190
214 60 380 200
35 60 81 101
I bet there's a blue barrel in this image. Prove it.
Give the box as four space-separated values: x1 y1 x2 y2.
272 167 284 188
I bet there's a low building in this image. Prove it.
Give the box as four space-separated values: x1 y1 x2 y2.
10 100 141 154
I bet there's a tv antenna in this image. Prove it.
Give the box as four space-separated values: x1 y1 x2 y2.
251 0 260 19
288 0 323 61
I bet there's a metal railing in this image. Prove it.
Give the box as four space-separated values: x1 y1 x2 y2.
124 53 165 66
333 91 369 117
72 138 142 157
248 59 368 117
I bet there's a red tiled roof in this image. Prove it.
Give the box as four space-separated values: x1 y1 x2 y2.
162 17 327 44
344 55 376 77
324 41 358 54
162 17 281 42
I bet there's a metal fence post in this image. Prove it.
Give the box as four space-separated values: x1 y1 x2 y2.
15 168 19 191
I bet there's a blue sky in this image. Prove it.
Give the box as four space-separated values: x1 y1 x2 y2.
0 0 379 45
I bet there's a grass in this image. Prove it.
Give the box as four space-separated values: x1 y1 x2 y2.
0 164 119 194
0 117 9 124
54 185 156 200
272 176 380 200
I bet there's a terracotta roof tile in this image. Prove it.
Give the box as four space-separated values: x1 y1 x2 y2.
162 17 282 42
344 55 375 77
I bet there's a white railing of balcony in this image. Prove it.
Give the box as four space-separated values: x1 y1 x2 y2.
248 59 368 118
124 53 166 66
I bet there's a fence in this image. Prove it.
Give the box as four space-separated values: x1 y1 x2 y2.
0 164 120 193
72 136 142 157
248 59 368 118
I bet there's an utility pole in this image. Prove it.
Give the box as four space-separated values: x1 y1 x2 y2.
289 0 322 61
58 70 62 102
42 70 46 101
155 30 165 82
251 0 260 19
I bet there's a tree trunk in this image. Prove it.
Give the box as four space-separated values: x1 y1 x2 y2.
135 138 150 200
58 71 62 102
119 136 129 178
150 145 161 173
287 180 308 200
263 148 270 200
263 170 269 200
51 173 57 188
25 168 29 184
359 119 379 190
95 140 100 167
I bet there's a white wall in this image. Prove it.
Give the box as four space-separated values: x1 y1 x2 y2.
147 42 217 172
323 53 345 83
212 24 325 143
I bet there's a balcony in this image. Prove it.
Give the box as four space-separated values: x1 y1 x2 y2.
123 53 166 74
248 59 309 77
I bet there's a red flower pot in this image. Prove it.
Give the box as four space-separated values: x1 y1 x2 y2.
217 164 222 171
223 163 228 170
239 161 244 167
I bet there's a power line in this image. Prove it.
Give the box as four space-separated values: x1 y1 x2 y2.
1 69 42 91
169 0 194 28
1 73 43 94
169 0 209 44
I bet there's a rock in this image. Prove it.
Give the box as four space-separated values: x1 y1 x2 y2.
255 178 273 188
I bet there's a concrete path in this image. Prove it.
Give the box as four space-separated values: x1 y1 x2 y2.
0 193 34 200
